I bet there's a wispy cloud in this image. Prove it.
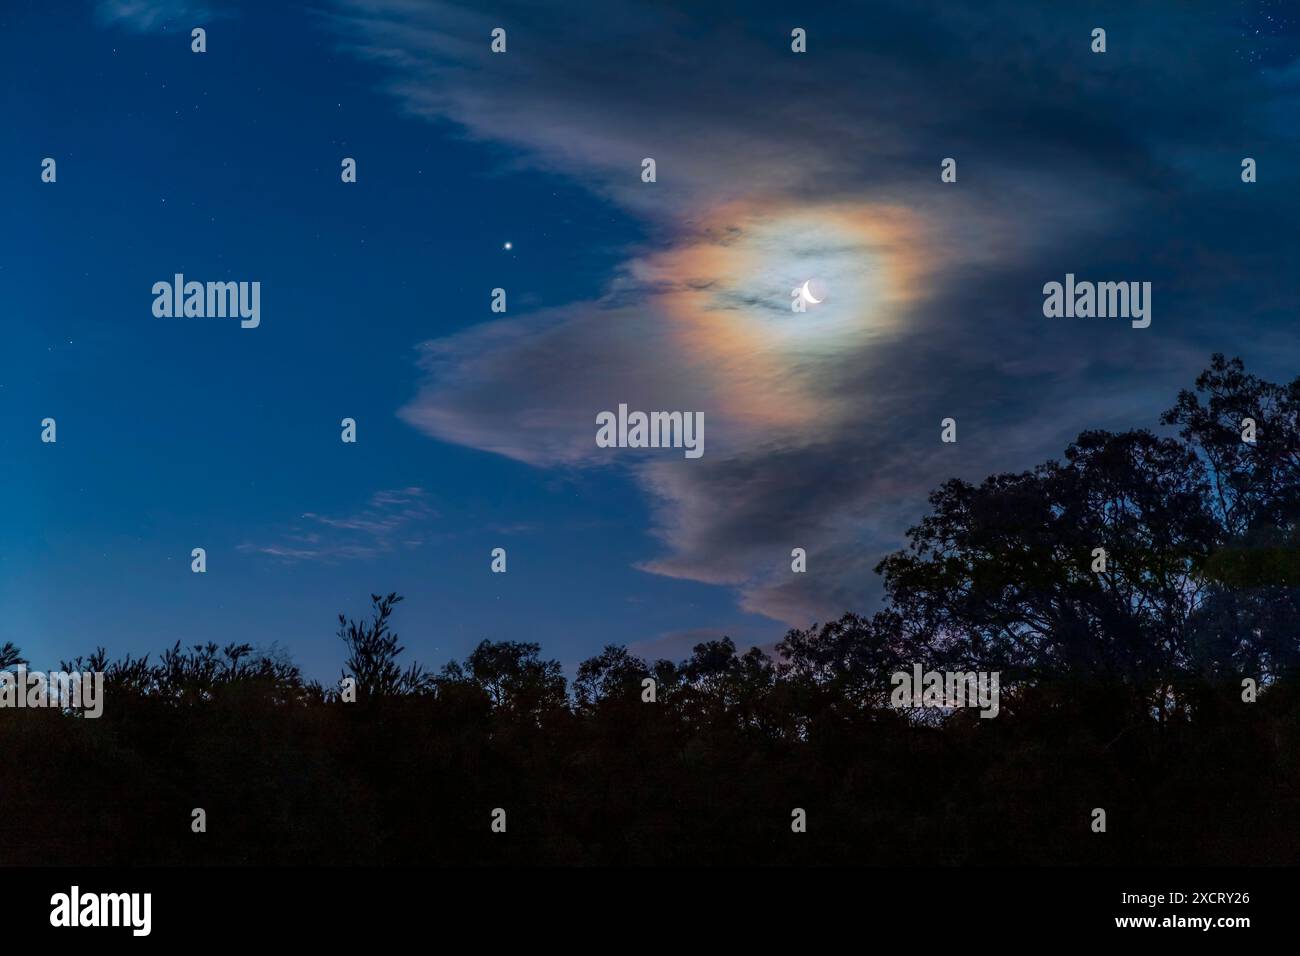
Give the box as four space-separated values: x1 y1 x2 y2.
327 0 1300 626
94 0 216 32
240 487 436 563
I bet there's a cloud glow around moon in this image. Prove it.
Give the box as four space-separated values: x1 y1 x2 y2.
654 200 930 341
609 199 937 433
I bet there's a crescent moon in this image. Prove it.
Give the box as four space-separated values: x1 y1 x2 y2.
800 280 822 304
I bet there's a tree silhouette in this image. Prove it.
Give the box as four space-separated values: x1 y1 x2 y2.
438 639 567 719
338 592 430 699
0 642 25 670
574 645 649 708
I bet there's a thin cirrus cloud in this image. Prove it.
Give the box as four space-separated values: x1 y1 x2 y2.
239 487 437 563
318 0 1300 627
94 0 216 31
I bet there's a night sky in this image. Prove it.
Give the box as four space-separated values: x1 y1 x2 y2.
3 0 1299 680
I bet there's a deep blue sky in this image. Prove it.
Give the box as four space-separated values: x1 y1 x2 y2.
1 0 760 678
3 0 1299 680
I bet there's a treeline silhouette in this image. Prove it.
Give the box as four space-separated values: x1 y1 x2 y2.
3 354 1299 865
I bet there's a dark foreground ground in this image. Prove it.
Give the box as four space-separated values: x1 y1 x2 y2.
3 665 1296 866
